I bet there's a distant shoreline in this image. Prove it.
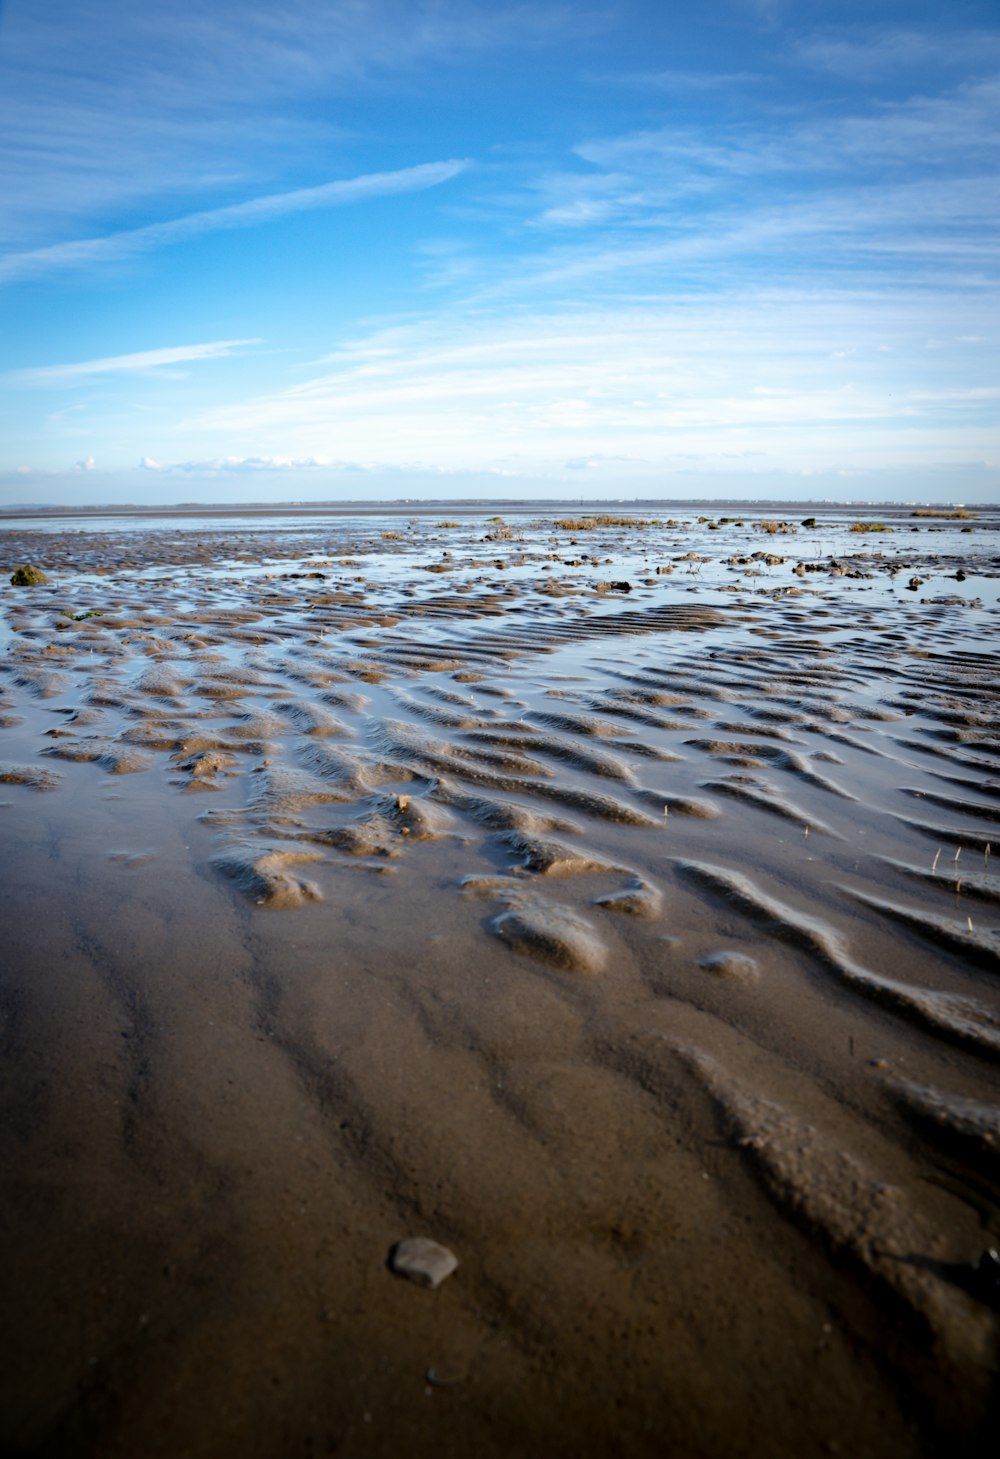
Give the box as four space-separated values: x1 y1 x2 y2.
0 497 992 523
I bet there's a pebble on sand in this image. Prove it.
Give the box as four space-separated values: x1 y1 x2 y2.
389 1237 459 1289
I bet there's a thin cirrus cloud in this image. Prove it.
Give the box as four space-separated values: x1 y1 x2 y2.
573 77 1000 177
0 1 589 255
0 160 469 283
795 27 1000 77
9 339 263 385
594 68 765 91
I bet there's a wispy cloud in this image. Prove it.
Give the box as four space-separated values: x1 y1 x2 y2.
457 175 999 318
575 77 1000 176
173 295 999 478
594 68 764 92
0 2 587 249
474 70 1000 300
0 161 469 282
796 27 1000 79
8 339 262 384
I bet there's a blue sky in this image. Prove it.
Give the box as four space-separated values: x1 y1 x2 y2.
1 0 998 505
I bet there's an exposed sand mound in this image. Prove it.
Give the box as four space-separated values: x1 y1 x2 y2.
490 896 607 972
212 840 325 906
0 759 61 789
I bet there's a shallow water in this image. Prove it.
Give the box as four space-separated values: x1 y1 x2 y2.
1 505 998 1458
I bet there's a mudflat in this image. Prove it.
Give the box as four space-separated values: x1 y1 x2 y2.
1 504 998 1458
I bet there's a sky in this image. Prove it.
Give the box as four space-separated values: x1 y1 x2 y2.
1 0 998 506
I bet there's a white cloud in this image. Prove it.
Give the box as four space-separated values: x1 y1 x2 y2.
168 294 998 480
145 455 351 474
0 161 468 282
9 338 262 385
538 198 620 227
75 455 96 471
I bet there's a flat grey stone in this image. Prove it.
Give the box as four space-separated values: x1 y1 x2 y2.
389 1237 458 1289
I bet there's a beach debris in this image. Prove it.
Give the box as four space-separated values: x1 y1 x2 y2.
389 1237 458 1289
9 564 49 586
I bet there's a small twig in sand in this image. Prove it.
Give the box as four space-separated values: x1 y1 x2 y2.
931 847 941 873
953 846 962 863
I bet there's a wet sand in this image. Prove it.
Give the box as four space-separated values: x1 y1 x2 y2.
1 505 998 1457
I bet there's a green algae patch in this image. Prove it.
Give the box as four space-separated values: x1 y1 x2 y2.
10 565 50 586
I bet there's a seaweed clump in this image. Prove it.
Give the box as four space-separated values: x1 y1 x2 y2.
10 564 50 586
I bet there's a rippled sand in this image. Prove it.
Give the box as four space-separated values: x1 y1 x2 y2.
1 505 998 1458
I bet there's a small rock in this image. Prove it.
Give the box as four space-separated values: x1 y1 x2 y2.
389 1237 458 1289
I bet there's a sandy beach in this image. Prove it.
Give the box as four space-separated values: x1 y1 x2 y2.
1 503 998 1458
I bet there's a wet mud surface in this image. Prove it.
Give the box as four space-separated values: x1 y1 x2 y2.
1 504 999 1457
